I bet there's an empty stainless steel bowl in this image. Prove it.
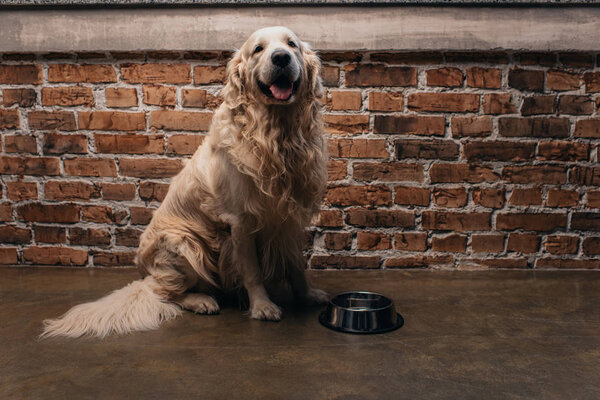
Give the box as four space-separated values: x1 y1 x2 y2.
319 291 403 334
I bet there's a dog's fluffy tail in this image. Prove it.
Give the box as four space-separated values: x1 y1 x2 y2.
40 276 182 339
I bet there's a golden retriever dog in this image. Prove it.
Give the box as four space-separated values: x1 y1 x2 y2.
41 26 329 338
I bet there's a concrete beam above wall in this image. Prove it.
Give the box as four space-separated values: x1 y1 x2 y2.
1 6 599 52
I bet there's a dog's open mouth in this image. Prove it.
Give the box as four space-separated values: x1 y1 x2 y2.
258 76 300 101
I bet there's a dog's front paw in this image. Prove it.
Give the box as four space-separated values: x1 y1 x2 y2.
250 300 282 321
299 288 330 306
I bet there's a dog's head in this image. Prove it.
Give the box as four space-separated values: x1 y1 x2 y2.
223 26 323 107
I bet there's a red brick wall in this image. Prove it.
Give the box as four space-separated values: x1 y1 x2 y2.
0 51 599 269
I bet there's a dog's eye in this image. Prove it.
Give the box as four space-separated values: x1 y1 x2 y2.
288 40 297 48
253 45 263 54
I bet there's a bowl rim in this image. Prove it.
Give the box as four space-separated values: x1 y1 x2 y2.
328 291 393 312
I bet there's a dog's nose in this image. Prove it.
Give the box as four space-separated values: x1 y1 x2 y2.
271 50 291 68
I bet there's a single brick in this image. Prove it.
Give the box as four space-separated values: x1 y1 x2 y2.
64 158 117 177
43 133 88 154
369 92 403 111
93 251 136 267
509 188 542 206
327 91 362 111
395 139 459 160
0 65 42 84
328 138 388 159
319 51 363 63
421 211 490 231
81 205 115 224
471 258 529 269
471 234 505 253
574 119 600 138
324 232 352 250
95 133 164 154
507 233 540 253
451 116 492 137
310 255 380 269
0 204 13 221
582 237 600 255
384 255 453 269
407 93 479 113
466 67 502 89
120 63 191 84
433 187 467 208
558 95 593 115
346 208 414 227
344 64 416 87
79 111 146 131
547 189 579 208
45 180 101 201
571 213 600 231
535 258 600 269
28 111 76 131
432 234 467 253
143 85 176 106
0 156 60 176
102 183 136 201
42 86 93 106
544 235 578 255
0 109 20 129
325 185 392 207
22 246 88 266
17 203 80 223
583 72 600 93
394 186 430 206
105 88 138 108
3 88 37 107
357 232 391 250
497 212 566 231
316 210 344 228
130 207 155 225
483 93 516 115
546 70 580 91
150 110 212 131
520 95 555 116
139 181 169 202
587 191 600 208
444 51 508 64
328 159 347 181
464 141 535 162
570 166 600 186
503 165 567 184
0 225 31 244
374 115 444 136
429 163 498 183
34 225 66 243
116 228 141 247
6 181 37 201
370 52 443 64
353 162 423 182
321 66 340 86
323 114 369 135
472 188 505 208
538 141 589 162
426 67 463 87
508 69 544 91
69 227 111 247
393 232 428 251
193 65 226 84
498 117 570 138
559 52 594 68
48 64 116 83
119 158 183 178
5 135 37 153
166 135 205 155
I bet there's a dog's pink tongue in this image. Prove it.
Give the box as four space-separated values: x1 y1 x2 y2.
270 84 293 100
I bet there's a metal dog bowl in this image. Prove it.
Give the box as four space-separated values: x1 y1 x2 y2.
319 291 404 334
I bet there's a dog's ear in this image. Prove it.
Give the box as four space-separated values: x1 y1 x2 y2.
222 49 245 107
302 42 323 99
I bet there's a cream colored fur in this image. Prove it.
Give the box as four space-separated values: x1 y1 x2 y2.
41 26 328 339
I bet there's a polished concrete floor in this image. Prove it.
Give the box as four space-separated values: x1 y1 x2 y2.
1 267 600 400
